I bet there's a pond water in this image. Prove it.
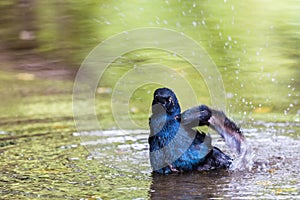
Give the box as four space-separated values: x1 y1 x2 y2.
77 123 300 199
1 118 299 199
0 0 299 199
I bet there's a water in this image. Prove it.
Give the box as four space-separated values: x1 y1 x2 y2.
1 120 299 199
0 0 299 199
73 123 300 199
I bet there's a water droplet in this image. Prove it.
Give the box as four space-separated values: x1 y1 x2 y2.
192 21 197 27
118 13 126 17
271 78 276 82
227 93 233 98
228 36 232 41
290 104 294 107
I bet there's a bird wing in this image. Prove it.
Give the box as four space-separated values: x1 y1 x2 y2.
179 105 245 155
208 109 245 154
179 105 211 127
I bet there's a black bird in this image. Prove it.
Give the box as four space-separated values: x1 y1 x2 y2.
148 87 245 174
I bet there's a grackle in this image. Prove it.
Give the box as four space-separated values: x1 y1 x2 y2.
148 87 245 174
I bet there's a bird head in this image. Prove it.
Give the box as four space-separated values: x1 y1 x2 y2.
152 88 181 116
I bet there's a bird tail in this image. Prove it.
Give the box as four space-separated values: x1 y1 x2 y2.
198 147 232 170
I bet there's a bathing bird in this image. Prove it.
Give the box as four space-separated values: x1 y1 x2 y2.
148 87 245 174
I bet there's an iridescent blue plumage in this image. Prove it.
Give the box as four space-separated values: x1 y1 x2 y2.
149 88 234 174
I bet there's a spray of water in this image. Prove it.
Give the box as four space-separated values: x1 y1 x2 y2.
207 107 255 171
230 140 255 171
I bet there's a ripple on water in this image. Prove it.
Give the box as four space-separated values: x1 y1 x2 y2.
75 122 300 198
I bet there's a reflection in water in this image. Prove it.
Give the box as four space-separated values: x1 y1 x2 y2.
150 170 231 199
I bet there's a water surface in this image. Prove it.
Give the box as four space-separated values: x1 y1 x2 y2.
78 124 300 199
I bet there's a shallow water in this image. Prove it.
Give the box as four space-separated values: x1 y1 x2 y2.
0 66 299 200
76 123 300 199
1 103 299 200
0 70 299 199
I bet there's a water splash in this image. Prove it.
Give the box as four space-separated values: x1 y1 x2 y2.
230 140 255 171
207 107 255 171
